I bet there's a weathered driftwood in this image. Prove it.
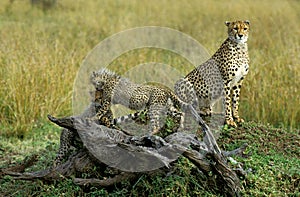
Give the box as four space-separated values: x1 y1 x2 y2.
0 112 248 197
0 154 39 177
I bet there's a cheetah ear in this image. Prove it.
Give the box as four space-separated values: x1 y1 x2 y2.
244 20 250 25
90 71 96 81
225 21 231 26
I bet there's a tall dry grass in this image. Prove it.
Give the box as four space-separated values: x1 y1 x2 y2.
0 0 299 136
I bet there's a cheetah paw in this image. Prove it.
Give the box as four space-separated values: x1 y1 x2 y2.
199 108 212 116
234 117 245 123
225 119 237 128
151 129 160 135
52 161 60 168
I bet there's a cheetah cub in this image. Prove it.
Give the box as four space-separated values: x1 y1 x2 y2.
175 20 250 127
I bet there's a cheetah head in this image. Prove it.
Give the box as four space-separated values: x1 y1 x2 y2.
225 20 250 44
90 68 120 90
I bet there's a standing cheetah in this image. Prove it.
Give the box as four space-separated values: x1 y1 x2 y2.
175 20 250 127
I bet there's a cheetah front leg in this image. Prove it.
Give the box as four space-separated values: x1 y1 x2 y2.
53 128 75 167
224 81 237 127
96 100 114 127
231 80 245 124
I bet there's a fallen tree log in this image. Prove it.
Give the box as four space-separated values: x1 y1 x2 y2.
0 113 248 197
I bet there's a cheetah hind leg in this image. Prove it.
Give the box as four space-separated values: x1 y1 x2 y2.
167 105 185 132
149 104 169 135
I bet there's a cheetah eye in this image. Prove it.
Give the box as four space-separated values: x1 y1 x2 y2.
243 28 248 30
234 27 238 31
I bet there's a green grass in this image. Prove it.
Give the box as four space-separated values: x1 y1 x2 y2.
0 0 299 136
0 121 299 196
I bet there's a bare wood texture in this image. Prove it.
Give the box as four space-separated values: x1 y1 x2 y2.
1 113 247 197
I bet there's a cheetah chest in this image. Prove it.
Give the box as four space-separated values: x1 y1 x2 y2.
231 62 249 87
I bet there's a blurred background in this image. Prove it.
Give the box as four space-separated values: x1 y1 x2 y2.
0 0 299 137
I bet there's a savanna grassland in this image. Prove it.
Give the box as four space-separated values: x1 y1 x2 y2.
0 0 299 196
0 0 299 136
